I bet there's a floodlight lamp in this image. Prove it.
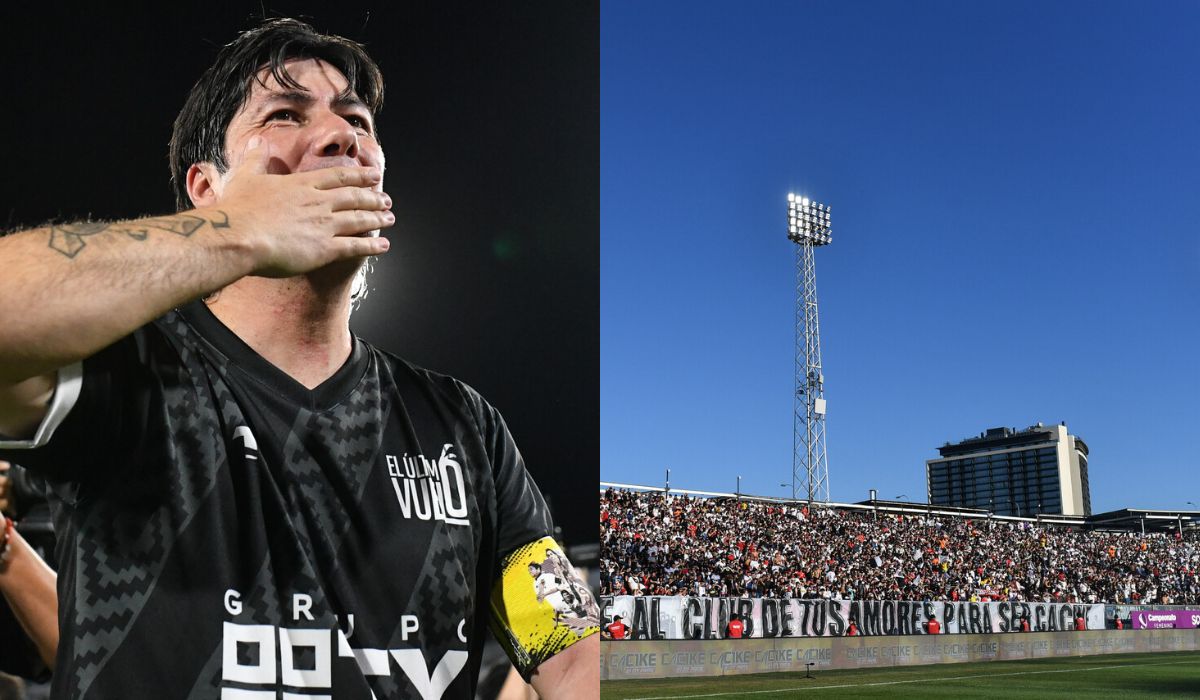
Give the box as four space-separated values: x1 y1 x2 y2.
801 197 810 206
788 193 796 202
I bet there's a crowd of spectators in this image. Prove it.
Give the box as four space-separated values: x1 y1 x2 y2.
600 488 1200 605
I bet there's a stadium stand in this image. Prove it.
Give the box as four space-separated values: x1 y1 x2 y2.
600 487 1199 605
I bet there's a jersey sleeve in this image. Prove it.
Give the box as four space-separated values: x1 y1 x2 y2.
0 330 151 483
457 384 599 677
460 386 555 559
0 362 83 451
488 536 600 680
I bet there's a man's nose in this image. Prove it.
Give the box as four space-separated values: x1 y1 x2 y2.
314 112 359 159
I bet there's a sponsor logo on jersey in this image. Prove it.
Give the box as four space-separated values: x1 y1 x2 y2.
220 589 468 698
232 426 259 462
386 443 469 526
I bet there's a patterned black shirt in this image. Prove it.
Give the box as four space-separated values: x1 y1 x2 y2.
0 301 557 698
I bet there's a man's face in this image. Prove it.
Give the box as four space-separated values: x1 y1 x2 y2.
217 57 384 194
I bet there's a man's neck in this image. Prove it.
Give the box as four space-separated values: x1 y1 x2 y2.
206 275 354 390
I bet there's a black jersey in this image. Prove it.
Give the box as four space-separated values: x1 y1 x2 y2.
0 301 587 699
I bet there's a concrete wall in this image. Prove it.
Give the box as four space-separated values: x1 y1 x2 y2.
1055 425 1085 516
601 629 1200 680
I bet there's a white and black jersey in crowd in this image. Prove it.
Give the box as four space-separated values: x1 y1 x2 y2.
0 301 599 699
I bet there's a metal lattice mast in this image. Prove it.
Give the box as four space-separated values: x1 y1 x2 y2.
787 194 831 503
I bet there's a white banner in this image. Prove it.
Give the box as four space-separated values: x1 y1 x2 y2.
600 596 1106 639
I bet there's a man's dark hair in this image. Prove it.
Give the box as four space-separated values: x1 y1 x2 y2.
169 18 384 212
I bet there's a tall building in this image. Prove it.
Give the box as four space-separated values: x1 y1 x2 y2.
926 423 1091 516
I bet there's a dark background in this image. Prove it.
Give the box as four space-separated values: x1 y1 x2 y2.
0 3 598 546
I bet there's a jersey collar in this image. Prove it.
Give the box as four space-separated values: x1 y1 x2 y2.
177 300 370 411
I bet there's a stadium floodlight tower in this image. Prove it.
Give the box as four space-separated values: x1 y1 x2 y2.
786 193 832 503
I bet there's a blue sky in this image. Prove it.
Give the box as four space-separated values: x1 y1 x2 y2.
601 1 1200 511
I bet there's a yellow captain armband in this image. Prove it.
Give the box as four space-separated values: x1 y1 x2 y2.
489 536 600 679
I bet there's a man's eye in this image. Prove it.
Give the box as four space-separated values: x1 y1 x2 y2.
346 115 372 132
266 110 299 122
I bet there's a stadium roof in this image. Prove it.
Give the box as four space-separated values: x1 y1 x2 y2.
1088 508 1200 533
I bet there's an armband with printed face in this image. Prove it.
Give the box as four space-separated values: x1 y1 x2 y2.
489 536 600 679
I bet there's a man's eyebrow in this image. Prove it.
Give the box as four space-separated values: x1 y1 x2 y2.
257 90 370 113
332 92 370 111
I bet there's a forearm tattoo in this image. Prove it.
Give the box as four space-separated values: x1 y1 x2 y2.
47 211 231 259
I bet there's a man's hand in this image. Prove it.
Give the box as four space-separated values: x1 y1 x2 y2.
213 136 393 278
0 133 397 389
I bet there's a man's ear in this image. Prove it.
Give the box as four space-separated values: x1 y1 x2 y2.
186 163 222 208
